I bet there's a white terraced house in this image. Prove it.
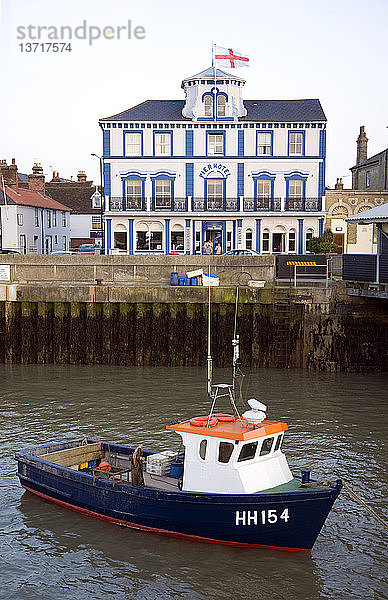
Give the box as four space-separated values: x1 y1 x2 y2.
99 66 326 255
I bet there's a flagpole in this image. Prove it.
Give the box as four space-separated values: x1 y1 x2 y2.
213 42 217 123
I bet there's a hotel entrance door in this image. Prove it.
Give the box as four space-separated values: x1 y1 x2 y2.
203 222 223 254
203 230 222 254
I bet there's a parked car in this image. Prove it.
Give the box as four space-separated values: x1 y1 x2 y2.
78 244 95 255
223 249 260 256
50 250 76 255
0 249 20 254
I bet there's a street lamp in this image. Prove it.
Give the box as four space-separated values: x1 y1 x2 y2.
91 153 104 254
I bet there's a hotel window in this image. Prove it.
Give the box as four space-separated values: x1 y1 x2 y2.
47 210 52 228
366 171 370 188
54 235 58 244
256 179 271 199
195 231 201 253
126 180 143 208
136 221 163 251
154 179 171 209
207 133 224 156
257 132 272 155
207 179 223 208
92 216 102 230
62 211 66 226
125 132 142 156
217 95 226 117
289 132 304 155
154 132 172 155
171 224 184 251
245 228 253 249
204 95 213 117
17 213 23 226
227 231 232 251
262 229 270 252
62 236 67 250
34 208 39 227
288 229 296 252
53 211 57 227
305 228 314 250
288 179 303 199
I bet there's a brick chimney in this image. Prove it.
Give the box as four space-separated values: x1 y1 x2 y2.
356 125 368 166
335 177 344 190
28 162 45 195
77 170 87 182
0 158 19 190
0 159 8 185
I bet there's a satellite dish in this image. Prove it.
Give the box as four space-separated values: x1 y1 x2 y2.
248 398 267 412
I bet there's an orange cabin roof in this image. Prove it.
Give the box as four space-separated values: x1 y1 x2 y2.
166 418 288 441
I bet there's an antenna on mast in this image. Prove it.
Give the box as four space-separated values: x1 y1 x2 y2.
207 265 213 397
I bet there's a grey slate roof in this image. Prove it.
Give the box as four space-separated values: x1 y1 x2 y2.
346 203 388 223
101 99 326 122
350 148 388 170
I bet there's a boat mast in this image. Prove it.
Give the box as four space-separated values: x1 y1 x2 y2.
232 287 240 395
207 272 213 397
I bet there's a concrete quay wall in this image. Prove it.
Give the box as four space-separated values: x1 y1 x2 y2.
0 254 276 286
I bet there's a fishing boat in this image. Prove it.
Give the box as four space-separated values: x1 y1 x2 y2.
15 289 342 551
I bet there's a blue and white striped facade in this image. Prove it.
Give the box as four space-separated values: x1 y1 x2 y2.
99 67 326 255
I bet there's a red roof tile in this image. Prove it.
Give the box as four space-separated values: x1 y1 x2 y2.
4 186 71 211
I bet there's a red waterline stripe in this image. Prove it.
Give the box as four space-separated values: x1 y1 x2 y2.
22 485 310 552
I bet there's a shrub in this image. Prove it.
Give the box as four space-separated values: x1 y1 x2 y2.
307 229 337 254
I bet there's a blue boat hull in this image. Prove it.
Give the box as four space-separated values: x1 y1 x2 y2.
16 440 342 551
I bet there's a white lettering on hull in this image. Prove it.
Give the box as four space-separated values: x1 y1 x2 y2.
235 508 290 526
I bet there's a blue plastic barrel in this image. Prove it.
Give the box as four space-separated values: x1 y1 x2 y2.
170 273 179 286
191 278 198 286
178 278 185 286
170 462 184 479
184 277 191 286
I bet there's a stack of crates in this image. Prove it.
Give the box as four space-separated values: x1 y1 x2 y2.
146 450 177 476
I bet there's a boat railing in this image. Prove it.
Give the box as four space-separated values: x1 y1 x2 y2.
92 466 131 487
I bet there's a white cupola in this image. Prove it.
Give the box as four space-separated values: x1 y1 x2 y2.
181 67 247 122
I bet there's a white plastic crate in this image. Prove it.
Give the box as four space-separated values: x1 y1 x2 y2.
146 451 177 475
146 464 171 475
186 269 203 278
203 274 219 287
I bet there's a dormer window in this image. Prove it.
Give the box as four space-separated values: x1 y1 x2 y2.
204 95 213 117
217 95 226 117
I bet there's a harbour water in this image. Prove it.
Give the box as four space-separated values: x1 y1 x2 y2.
1 365 387 600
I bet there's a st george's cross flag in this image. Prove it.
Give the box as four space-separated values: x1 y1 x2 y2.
214 45 249 69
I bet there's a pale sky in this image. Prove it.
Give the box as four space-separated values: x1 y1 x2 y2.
0 0 387 188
